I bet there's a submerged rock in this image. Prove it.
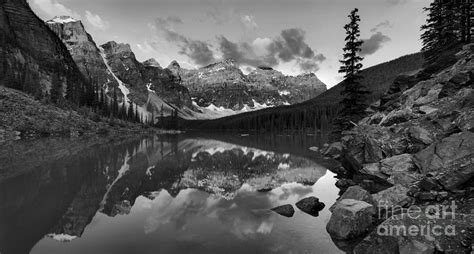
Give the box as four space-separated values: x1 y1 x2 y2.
295 197 325 216
327 199 375 240
271 204 295 217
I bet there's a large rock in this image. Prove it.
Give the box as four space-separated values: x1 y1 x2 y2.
330 186 376 212
380 108 418 127
360 163 388 181
295 197 325 216
271 204 295 217
342 125 408 166
380 154 418 175
415 132 474 173
372 184 411 208
436 155 474 191
408 126 434 145
326 199 375 240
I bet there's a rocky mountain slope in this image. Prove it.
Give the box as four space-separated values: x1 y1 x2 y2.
322 44 474 253
45 17 119 98
0 0 86 100
169 60 326 110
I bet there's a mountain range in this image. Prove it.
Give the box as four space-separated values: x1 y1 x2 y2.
2 2 327 121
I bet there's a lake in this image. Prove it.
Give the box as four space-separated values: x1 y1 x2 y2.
0 133 343 254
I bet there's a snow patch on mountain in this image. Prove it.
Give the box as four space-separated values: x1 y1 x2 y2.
46 16 78 24
47 233 78 242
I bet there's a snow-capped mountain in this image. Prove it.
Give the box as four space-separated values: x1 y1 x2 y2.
45 16 327 120
168 59 327 111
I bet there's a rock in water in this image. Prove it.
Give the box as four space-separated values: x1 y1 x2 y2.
326 199 375 240
271 204 295 217
295 197 325 216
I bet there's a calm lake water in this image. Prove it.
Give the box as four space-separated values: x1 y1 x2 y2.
0 133 343 254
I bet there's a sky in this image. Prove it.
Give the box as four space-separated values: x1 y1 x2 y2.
29 0 431 87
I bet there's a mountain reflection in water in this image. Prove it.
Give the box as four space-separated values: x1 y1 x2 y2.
0 134 342 254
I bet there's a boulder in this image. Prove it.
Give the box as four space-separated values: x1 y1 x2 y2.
354 212 474 254
380 154 418 176
271 204 295 217
414 85 442 106
360 163 388 181
419 105 438 115
408 126 434 145
326 199 375 240
387 172 422 188
322 142 344 158
372 184 411 208
342 125 408 165
455 110 474 132
418 177 443 191
415 132 474 173
436 155 474 191
295 197 325 216
330 186 376 212
380 108 418 127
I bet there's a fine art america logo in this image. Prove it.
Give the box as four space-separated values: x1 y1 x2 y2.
376 201 458 237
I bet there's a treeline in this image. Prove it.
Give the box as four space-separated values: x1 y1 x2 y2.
422 0 473 62
187 105 339 134
87 81 151 125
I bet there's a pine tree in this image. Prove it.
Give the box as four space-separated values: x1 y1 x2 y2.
128 102 134 121
336 8 369 130
421 0 474 63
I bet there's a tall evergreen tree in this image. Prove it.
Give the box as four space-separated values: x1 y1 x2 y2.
336 8 369 130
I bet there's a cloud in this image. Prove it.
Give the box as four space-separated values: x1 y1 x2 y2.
85 11 110 30
240 15 258 30
218 28 326 72
30 0 80 19
370 20 393 32
360 32 391 56
153 16 216 66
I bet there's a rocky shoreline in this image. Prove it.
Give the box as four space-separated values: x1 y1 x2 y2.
321 44 474 253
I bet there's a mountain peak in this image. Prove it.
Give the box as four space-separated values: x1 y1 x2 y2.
143 58 161 68
46 16 79 24
168 60 181 69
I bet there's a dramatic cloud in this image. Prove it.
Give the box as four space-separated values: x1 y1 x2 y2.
360 32 391 56
153 16 216 66
218 28 326 72
370 20 393 32
30 0 80 19
85 11 110 30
